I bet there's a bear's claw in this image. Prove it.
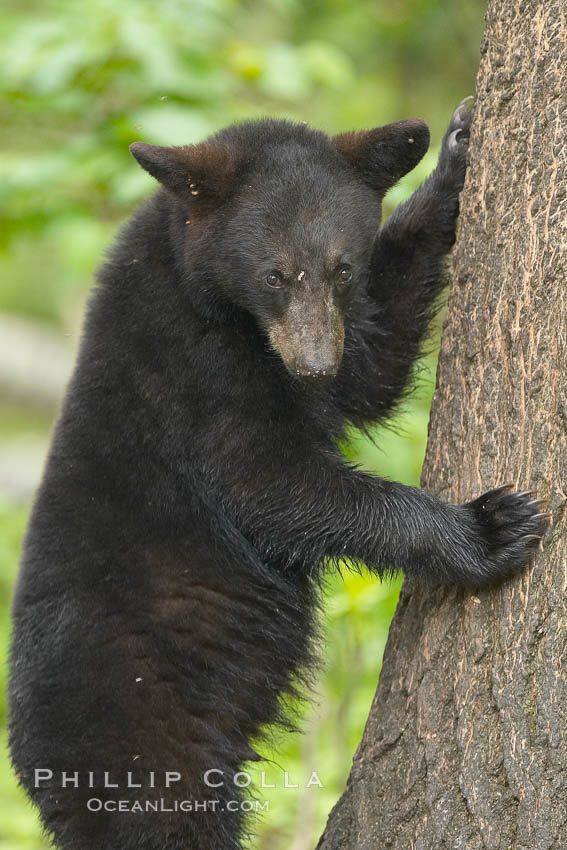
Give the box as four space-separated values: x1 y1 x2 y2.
435 96 474 189
444 96 473 151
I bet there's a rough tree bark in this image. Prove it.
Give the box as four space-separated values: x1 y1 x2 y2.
318 2 567 848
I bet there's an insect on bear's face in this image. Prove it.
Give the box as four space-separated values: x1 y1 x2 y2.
130 118 430 384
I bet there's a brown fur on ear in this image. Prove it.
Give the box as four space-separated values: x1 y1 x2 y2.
129 141 238 210
333 119 430 192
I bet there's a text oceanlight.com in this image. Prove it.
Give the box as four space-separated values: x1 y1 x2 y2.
86 798 269 813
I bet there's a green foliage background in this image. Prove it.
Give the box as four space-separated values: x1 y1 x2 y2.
0 1 485 846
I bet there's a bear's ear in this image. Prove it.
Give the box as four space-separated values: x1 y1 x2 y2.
129 141 238 210
333 119 430 193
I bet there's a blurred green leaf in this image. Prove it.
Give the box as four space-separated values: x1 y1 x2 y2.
301 41 355 90
132 105 214 145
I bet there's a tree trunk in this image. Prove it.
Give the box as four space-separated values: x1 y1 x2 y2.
317 2 567 848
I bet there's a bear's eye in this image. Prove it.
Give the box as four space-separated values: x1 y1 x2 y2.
266 271 283 288
337 265 353 285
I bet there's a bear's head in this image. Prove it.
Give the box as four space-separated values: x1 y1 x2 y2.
130 118 429 384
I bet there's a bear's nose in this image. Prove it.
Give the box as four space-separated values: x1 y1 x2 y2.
295 362 339 385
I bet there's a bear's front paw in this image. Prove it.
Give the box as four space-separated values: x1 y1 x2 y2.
463 483 551 581
437 96 473 187
446 97 473 152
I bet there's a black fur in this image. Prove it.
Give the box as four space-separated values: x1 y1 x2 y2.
9 102 549 850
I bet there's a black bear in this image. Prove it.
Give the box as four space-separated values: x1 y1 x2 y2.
9 100 549 850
